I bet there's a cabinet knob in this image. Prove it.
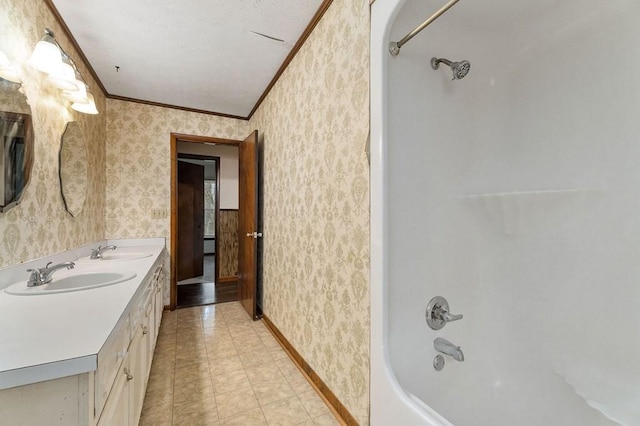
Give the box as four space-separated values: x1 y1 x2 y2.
142 325 148 335
124 368 133 381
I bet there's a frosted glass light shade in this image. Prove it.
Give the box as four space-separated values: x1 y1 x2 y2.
0 50 21 83
63 80 88 103
27 29 62 74
47 59 78 91
0 51 9 67
71 93 98 114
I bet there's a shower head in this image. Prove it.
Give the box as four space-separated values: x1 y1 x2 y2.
431 57 471 80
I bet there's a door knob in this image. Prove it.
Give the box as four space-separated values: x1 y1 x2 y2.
426 296 463 330
246 232 263 238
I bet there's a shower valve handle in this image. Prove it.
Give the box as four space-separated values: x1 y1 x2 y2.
441 312 463 322
426 296 464 330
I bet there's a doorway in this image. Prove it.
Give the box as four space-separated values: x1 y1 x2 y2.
176 154 234 308
170 132 261 317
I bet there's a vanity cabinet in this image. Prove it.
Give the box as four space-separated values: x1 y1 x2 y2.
129 292 153 423
0 249 166 426
98 313 149 426
96 263 157 426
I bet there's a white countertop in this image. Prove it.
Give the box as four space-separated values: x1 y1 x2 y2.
0 239 165 390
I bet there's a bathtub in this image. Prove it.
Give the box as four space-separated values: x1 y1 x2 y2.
370 0 640 425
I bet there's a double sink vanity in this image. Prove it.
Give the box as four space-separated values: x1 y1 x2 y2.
0 238 167 425
1 31 168 426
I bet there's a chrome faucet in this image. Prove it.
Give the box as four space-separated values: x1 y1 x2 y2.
434 337 464 362
90 245 117 259
27 262 75 287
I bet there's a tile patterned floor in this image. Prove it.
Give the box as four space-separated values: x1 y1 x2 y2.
140 302 342 426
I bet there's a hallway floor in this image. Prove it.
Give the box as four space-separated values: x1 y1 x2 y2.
140 302 341 426
177 255 216 286
177 256 237 308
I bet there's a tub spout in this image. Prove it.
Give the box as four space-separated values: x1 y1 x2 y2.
434 337 464 362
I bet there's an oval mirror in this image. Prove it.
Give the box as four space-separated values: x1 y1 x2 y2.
0 78 34 212
59 121 88 217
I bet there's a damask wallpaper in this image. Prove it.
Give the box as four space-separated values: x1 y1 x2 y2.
249 0 371 423
7 0 372 421
105 99 250 302
0 0 106 268
105 3 372 420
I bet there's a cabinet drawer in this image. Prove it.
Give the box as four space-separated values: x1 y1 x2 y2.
135 289 153 340
129 281 151 340
144 291 153 327
95 314 131 418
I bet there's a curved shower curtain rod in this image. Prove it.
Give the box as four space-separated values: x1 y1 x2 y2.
389 0 461 56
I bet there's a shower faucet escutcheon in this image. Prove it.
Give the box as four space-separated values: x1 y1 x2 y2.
426 296 463 330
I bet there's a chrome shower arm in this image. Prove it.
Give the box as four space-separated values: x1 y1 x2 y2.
389 0 461 56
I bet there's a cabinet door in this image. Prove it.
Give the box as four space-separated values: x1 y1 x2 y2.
128 326 147 426
154 269 164 339
95 315 131 417
143 294 155 378
97 359 130 426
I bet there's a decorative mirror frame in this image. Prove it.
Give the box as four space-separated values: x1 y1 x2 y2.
59 121 88 217
0 79 34 213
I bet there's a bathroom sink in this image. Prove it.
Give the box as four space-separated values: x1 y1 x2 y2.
75 252 153 262
94 252 152 262
4 271 137 295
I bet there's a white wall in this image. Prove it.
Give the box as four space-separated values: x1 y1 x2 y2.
177 142 239 209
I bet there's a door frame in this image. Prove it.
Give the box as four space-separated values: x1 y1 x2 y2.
177 153 221 288
170 133 240 310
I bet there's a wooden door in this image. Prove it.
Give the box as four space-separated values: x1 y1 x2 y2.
238 130 259 319
177 160 205 281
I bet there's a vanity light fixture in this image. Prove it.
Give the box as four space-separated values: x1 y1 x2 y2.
0 50 21 83
27 28 62 74
71 90 98 115
28 28 98 114
62 72 88 103
47 52 78 91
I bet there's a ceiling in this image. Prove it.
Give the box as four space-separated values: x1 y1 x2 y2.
50 0 326 118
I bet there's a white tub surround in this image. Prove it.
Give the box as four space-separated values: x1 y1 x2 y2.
370 1 445 424
371 0 640 425
0 238 166 425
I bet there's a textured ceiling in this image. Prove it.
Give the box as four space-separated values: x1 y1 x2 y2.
50 0 324 118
